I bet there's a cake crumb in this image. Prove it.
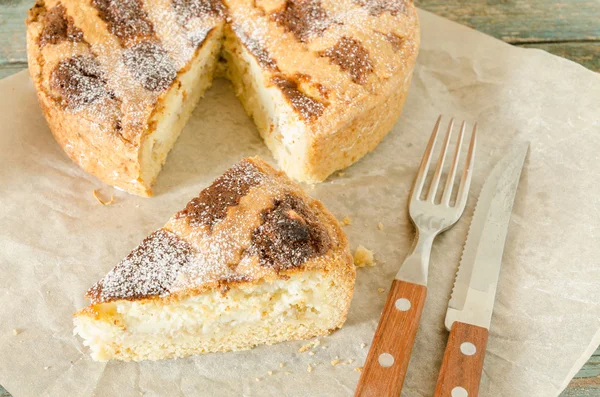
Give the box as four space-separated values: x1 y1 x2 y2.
93 189 114 206
267 371 273 376
12 329 19 336
378 222 384 230
308 351 315 356
360 343 367 349
307 364 313 372
255 377 261 382
280 362 285 368
321 346 327 350
331 359 341 366
299 339 320 352
354 367 363 372
378 288 385 294
354 246 375 267
44 366 49 370
346 359 355 365
285 371 292 375
340 216 352 226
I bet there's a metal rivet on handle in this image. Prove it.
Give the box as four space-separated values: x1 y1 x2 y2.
395 298 411 311
460 342 477 356
451 386 468 397
378 353 395 368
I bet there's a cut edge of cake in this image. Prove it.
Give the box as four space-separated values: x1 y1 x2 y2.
139 25 225 195
74 266 353 361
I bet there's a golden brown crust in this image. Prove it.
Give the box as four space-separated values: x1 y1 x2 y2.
319 36 374 85
38 3 83 47
77 157 354 312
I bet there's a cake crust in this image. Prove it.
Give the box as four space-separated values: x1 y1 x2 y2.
80 157 353 306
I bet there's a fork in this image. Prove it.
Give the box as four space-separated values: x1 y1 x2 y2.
355 116 478 397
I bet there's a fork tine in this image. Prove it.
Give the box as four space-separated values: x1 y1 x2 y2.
427 118 454 202
412 115 442 199
441 121 466 206
455 123 478 210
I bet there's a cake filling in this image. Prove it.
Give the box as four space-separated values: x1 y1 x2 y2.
139 26 223 190
221 27 313 181
74 270 347 361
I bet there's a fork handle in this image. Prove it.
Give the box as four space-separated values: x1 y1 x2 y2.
434 322 489 397
355 280 427 397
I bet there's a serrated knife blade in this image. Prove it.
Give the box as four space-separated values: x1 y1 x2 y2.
433 143 529 397
445 142 529 331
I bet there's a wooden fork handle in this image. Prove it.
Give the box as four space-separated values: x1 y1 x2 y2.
434 322 489 397
355 280 427 397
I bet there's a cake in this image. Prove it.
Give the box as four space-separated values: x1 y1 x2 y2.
73 157 355 361
26 0 420 196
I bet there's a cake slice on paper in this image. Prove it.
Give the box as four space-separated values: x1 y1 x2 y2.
74 157 355 361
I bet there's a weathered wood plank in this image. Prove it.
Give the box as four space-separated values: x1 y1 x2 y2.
416 0 600 43
0 0 29 64
518 42 600 72
561 386 600 397
561 348 600 396
0 63 26 80
572 347 600 379
561 377 600 397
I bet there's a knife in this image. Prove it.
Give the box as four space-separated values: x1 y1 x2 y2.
434 143 529 397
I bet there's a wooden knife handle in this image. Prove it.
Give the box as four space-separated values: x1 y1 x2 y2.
355 280 427 397
434 321 489 397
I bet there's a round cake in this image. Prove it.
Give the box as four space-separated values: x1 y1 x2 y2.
26 0 419 196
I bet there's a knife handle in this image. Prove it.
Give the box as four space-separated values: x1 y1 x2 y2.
434 321 489 397
355 280 427 397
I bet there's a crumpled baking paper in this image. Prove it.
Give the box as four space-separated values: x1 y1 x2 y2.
0 9 599 397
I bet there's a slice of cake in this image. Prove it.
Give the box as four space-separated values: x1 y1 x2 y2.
74 157 355 361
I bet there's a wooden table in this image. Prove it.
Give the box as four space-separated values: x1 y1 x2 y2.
0 1 598 396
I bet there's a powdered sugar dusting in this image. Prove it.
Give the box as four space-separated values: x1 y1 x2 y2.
380 31 405 52
50 55 115 111
189 26 214 48
232 24 279 71
177 159 265 228
353 0 410 16
271 75 325 121
39 3 83 47
271 0 332 43
319 36 374 85
172 0 225 25
92 0 155 47
122 42 177 91
87 229 194 303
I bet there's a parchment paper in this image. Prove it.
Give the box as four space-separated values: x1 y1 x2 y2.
1 9 599 397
